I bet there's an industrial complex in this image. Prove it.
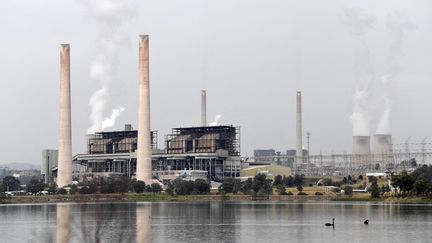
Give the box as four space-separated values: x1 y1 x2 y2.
41 34 431 187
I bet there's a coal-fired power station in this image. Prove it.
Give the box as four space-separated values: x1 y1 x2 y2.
57 44 72 188
136 35 153 185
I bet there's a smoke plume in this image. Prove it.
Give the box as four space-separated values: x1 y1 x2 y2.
344 8 415 136
84 0 137 134
209 115 222 126
375 12 416 134
343 8 376 136
102 107 125 130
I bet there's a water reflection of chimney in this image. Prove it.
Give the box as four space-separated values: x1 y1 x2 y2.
56 204 71 243
136 203 152 243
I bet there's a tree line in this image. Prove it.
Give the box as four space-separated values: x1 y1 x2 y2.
391 165 432 197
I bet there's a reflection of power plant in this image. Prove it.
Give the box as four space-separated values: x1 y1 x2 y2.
136 203 151 243
56 204 71 243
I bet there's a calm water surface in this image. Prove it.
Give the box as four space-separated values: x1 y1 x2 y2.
0 201 431 243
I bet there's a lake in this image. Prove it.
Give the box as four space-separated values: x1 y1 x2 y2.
1 201 432 242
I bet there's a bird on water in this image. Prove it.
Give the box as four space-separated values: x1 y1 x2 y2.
325 218 335 227
364 219 369 225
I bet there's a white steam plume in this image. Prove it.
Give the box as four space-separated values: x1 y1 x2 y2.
84 0 137 134
375 12 416 134
102 107 125 130
343 8 376 136
209 115 222 126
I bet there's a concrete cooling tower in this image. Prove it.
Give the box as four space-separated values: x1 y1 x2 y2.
373 134 392 162
352 136 371 166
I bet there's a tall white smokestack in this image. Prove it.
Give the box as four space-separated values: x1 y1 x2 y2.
57 44 72 188
136 35 152 185
201 90 207 126
295 91 302 173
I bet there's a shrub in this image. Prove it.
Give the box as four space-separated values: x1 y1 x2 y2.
343 185 353 196
315 192 323 196
58 188 67 195
151 183 163 193
132 180 146 193
298 192 308 195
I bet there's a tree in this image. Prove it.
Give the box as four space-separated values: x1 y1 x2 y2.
392 171 415 194
220 178 235 193
48 183 57 194
241 178 253 195
252 174 267 194
232 179 241 194
145 185 152 193
2 176 21 191
380 184 391 195
413 176 429 196
166 181 174 196
343 185 353 197
368 181 380 198
132 180 146 193
194 179 210 194
26 177 46 194
294 174 304 187
283 176 294 187
258 179 273 196
115 176 131 193
273 175 283 186
368 176 378 184
297 186 303 193
58 188 67 195
276 184 286 195
151 183 163 193
358 175 364 181
0 191 6 203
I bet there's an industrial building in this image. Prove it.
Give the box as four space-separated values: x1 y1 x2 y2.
69 124 241 182
41 149 58 184
72 125 159 178
157 125 241 180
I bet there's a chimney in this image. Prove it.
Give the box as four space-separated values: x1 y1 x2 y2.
201 90 207 126
57 44 72 188
136 35 152 185
295 91 303 173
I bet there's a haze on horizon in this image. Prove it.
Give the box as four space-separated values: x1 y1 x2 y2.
0 0 431 165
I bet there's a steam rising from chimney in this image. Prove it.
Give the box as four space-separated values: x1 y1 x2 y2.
209 115 221 126
102 107 125 130
84 0 137 134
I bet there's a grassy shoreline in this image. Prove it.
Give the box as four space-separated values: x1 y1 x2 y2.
2 193 432 204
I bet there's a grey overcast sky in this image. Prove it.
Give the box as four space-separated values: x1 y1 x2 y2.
0 0 431 164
